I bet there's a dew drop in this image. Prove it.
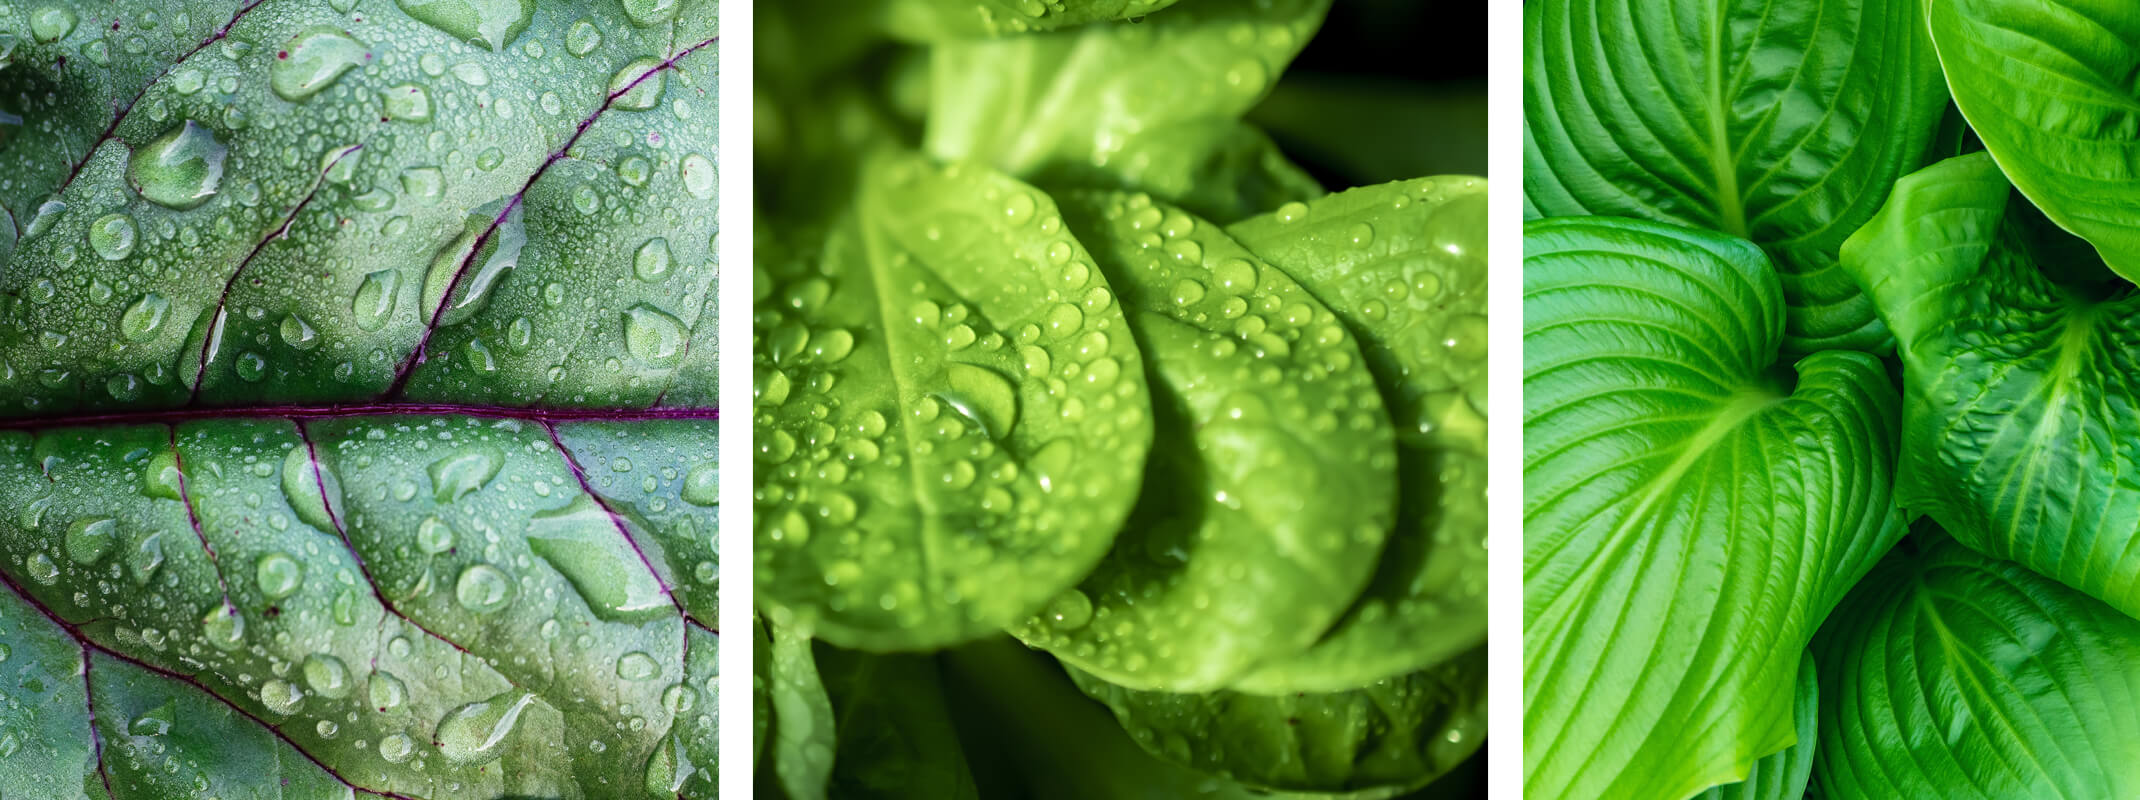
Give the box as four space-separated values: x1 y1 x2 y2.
454 563 515 613
370 671 407 711
429 445 504 503
62 517 117 564
565 18 602 56
129 121 226 210
270 27 368 102
378 732 417 763
259 678 304 715
681 154 713 199
395 0 533 51
622 303 687 367
634 238 672 282
303 653 352 698
609 58 666 111
88 214 137 261
30 6 76 42
353 269 400 331
382 84 433 121
680 462 715 507
255 552 303 599
436 691 537 765
616 651 658 681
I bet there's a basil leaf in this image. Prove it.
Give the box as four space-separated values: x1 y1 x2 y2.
1523 215 1904 800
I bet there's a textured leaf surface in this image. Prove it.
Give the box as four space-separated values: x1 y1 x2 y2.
1007 191 1394 692
1927 0 2140 283
1523 0 1946 353
0 1 718 797
1523 216 1904 800
881 0 1182 40
1222 177 1486 694
1841 152 2140 620
1068 646 1484 795
1693 654 1817 800
1813 532 2140 799
751 156 1151 651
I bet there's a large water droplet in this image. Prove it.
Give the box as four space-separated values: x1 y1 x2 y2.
939 363 1018 438
24 553 58 584
527 495 668 622
681 154 713 199
130 699 176 736
424 201 525 327
608 58 665 111
302 653 351 698
281 443 341 532
436 691 536 765
129 120 226 210
643 732 693 794
382 84 432 121
681 462 715 507
621 0 680 27
270 27 368 102
63 517 116 564
634 237 672 282
616 651 658 680
417 515 456 554
202 603 244 650
622 304 687 368
128 533 165 584
370 670 407 711
255 552 303 599
395 0 534 51
259 678 304 715
429 445 503 503
378 732 417 763
454 563 515 613
280 313 319 350
88 214 137 261
29 6 76 43
120 293 171 342
352 269 400 331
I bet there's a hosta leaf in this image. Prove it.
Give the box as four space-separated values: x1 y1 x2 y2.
751 156 1151 651
1927 0 2140 284
1222 177 1487 694
1814 531 2140 798
1067 646 1485 796
924 0 1328 217
1692 653 1817 800
1841 152 2140 619
0 2 718 797
1008 191 1396 692
1523 0 1947 353
1523 216 1904 800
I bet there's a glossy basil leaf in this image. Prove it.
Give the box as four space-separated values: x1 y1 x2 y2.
924 0 1328 219
0 2 718 797
1813 531 2140 798
814 644 981 798
763 617 835 800
1927 0 2140 283
882 0 1184 40
1841 151 2140 619
752 156 1152 651
1693 653 1817 800
1008 191 1396 692
1523 0 1947 354
1222 177 1487 693
1523 216 1905 800
1067 646 1485 795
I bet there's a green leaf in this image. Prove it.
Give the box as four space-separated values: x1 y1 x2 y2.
752 156 1152 651
1066 646 1485 795
1841 151 2140 620
924 0 1329 216
1007 191 1396 692
1523 0 1947 354
1221 177 1487 693
1523 216 1905 800
1927 0 2140 284
882 0 1185 40
0 2 718 797
1692 653 1817 800
1813 530 2140 798
764 617 836 800
814 644 981 798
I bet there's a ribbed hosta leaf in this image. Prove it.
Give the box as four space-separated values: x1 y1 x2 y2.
1693 654 1817 800
0 1 718 797
1523 216 1905 800
1813 531 2140 798
1841 151 2140 619
1523 0 1947 353
1927 0 2140 283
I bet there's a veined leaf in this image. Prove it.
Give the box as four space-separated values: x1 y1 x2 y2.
0 2 718 797
752 156 1152 651
1841 152 2140 619
1523 216 1905 800
1222 177 1487 694
1523 0 1947 353
882 0 1184 40
1814 530 2140 798
1693 653 1817 800
1927 0 2140 284
1009 191 1396 692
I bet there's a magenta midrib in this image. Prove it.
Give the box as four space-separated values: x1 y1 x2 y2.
0 402 718 429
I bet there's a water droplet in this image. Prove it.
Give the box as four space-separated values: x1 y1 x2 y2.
63 517 116 564
130 120 226 210
1043 588 1093 629
436 691 537 765
939 363 1017 438
280 444 341 533
622 303 687 368
131 699 175 736
618 156 651 187
88 214 137 261
121 293 171 342
429 445 503 503
425 201 526 327
621 0 680 27
128 533 165 584
255 552 303 599
24 553 57 584
370 671 407 710
566 18 602 56
202 603 244 650
681 154 713 199
395 0 533 51
303 653 351 698
259 678 304 715
279 314 319 350
609 58 666 111
634 238 672 282
30 6 76 43
454 563 515 613
681 462 715 507
450 61 490 86
378 732 417 763
382 84 432 121
235 351 267 381
271 27 367 102
616 651 658 680
329 277 390 342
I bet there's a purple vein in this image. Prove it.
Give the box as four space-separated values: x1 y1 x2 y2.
80 644 117 799
185 142 369 401
380 35 718 399
0 403 717 430
540 420 704 630
292 419 521 681
50 0 268 201
0 566 426 800
168 424 232 603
